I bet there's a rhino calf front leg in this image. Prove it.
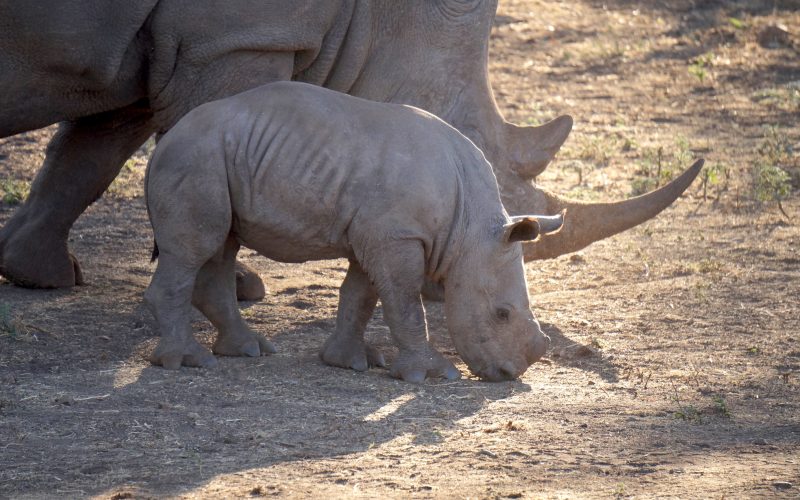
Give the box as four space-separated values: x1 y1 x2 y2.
365 241 460 383
321 260 385 372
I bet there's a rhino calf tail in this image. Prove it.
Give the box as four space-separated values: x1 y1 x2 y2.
150 240 159 263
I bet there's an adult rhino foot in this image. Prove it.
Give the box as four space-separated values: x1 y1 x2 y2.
0 217 83 288
235 260 266 301
213 328 276 357
150 337 218 369
389 348 461 383
320 334 386 372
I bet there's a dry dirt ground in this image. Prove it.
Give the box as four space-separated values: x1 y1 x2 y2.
1 1 799 498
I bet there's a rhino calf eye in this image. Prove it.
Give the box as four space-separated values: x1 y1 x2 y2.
495 308 510 322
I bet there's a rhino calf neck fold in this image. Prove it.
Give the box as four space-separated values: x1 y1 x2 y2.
144 82 562 382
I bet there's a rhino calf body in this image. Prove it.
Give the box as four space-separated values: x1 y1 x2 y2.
145 82 563 382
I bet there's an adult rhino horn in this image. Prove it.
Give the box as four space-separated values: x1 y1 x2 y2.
504 115 574 179
524 159 704 260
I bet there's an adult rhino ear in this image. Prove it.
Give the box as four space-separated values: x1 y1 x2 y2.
503 210 566 243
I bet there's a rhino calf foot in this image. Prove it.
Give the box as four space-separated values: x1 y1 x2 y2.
213 329 276 357
320 334 386 372
389 348 461 383
150 337 218 370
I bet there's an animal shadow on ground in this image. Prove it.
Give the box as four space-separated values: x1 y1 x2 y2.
1 295 537 497
541 322 620 383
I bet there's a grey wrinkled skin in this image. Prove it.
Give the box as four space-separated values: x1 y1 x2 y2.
145 82 560 382
0 0 699 293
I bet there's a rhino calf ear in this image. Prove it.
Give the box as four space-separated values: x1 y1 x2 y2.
504 210 567 243
503 217 541 243
535 209 566 235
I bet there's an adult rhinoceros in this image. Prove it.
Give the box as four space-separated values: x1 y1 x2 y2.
0 0 700 291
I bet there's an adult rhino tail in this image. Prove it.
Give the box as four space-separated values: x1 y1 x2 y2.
524 159 704 261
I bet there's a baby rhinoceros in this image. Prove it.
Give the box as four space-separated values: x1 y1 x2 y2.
144 81 564 382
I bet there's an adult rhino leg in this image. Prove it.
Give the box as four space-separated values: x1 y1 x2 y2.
320 260 385 372
0 104 155 288
191 235 275 357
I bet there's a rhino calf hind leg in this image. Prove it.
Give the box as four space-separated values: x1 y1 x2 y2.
144 255 217 370
191 236 276 358
362 241 460 383
145 154 237 369
321 260 385 372
0 104 155 288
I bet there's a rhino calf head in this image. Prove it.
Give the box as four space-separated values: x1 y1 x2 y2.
444 212 564 381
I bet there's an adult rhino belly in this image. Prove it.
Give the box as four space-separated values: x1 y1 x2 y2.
0 1 155 135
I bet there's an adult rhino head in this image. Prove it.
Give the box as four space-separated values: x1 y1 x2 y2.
339 0 702 264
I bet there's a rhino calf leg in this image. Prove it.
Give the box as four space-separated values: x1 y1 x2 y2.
364 241 460 383
321 260 385 372
0 104 154 288
146 156 241 369
144 255 217 370
190 236 275 357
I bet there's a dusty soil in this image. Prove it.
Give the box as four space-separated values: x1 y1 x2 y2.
1 1 799 498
